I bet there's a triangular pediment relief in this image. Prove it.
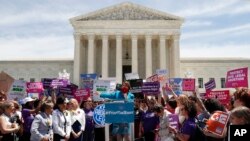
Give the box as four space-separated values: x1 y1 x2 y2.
71 2 183 21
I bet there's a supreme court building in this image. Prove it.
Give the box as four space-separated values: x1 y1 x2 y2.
70 2 184 85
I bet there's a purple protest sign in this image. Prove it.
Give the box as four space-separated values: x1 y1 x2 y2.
168 114 179 131
226 67 248 88
182 78 195 91
50 79 69 88
142 82 160 95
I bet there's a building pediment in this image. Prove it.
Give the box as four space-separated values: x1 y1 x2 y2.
70 2 184 21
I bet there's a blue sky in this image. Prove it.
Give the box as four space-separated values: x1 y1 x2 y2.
0 0 250 60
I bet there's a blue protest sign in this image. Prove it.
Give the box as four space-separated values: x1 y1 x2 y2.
93 104 105 126
80 73 97 90
105 102 134 123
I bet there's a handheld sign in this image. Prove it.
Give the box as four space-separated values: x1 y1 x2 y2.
74 89 90 102
8 80 26 101
182 78 195 91
26 82 44 93
93 104 105 126
226 67 248 88
206 111 229 136
206 90 230 105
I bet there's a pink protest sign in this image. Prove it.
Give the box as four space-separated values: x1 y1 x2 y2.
226 67 248 88
74 89 90 102
26 82 44 93
206 90 230 105
182 78 195 91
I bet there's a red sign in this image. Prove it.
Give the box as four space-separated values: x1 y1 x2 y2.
206 111 229 136
206 90 230 105
182 78 195 91
226 67 248 88
26 82 44 93
74 89 90 102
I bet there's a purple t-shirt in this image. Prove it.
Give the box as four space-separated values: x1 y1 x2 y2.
22 109 35 133
84 109 94 131
180 118 196 140
141 110 159 133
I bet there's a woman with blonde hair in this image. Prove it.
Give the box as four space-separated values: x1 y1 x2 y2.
0 101 20 141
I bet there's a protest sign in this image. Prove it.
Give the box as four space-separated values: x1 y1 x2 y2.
26 82 44 93
226 67 248 88
156 69 168 87
206 90 230 105
146 74 159 82
8 80 26 101
168 78 183 95
182 78 195 91
74 89 90 102
205 79 216 92
206 111 229 136
168 114 179 131
41 78 55 89
0 71 14 94
58 83 78 98
142 82 160 95
93 104 105 126
105 102 134 123
80 73 97 90
125 73 139 80
128 79 143 93
93 80 111 101
50 79 68 88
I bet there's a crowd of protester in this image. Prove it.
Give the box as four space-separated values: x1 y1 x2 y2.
0 82 250 141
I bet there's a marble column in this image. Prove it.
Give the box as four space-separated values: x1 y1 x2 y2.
102 34 109 79
87 34 95 73
116 34 122 83
145 34 152 78
171 34 180 77
159 35 166 69
131 34 138 73
73 33 81 86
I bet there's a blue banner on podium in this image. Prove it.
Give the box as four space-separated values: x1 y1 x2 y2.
105 102 134 123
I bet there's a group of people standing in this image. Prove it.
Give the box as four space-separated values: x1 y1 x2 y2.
0 83 250 141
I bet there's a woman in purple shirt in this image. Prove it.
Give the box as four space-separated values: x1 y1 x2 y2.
170 101 197 141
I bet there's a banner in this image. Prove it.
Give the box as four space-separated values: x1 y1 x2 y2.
128 79 143 93
168 78 183 95
93 104 105 126
206 90 230 105
125 73 139 80
8 80 26 101
205 79 216 91
74 89 90 102
93 80 111 101
142 82 160 95
206 111 229 136
182 78 195 91
168 114 179 131
26 82 44 93
105 102 134 123
80 73 97 90
226 67 248 88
